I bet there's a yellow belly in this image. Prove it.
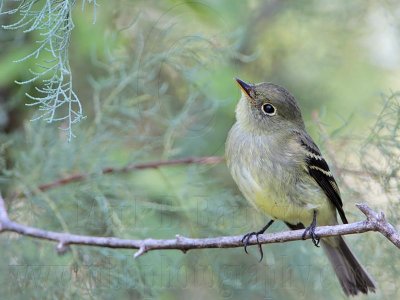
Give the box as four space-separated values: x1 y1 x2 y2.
232 167 334 226
253 190 315 225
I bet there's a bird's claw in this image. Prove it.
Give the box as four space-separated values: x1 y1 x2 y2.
241 220 274 262
242 231 264 261
302 226 320 247
302 210 320 247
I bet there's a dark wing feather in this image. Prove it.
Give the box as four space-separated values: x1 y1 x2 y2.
298 133 348 224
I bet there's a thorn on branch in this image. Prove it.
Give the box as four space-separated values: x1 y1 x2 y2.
378 211 386 223
134 245 147 259
56 241 70 255
176 234 188 253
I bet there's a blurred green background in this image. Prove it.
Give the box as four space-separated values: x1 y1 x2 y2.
1 0 399 299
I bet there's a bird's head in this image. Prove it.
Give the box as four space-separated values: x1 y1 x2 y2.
234 78 305 133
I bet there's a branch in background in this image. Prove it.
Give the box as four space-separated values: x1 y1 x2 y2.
10 156 224 198
0 195 398 258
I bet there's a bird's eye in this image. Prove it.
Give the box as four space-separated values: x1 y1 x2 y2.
261 103 276 116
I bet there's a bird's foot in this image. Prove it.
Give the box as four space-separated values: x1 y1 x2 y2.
302 210 320 247
242 220 274 262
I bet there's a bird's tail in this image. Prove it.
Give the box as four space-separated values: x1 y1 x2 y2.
322 236 376 296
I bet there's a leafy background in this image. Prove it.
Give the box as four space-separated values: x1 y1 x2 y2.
0 0 399 299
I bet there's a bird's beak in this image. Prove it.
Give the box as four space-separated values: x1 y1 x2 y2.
235 78 253 98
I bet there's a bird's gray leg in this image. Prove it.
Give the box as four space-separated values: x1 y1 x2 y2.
242 219 275 261
302 210 320 247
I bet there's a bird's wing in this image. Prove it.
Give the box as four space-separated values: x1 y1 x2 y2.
296 132 348 224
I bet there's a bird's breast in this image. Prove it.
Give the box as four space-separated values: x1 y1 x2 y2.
226 125 323 224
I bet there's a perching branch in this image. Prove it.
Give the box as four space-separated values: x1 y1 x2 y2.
0 194 398 258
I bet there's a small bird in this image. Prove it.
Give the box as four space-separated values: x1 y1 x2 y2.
225 78 376 296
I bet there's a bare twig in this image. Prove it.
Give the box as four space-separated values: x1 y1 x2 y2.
39 156 224 191
8 156 224 199
356 203 400 248
0 194 398 257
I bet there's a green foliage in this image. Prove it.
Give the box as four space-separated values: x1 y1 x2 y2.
1 0 97 139
361 93 400 221
1 1 400 299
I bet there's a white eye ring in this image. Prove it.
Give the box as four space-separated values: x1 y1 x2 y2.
261 103 276 116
